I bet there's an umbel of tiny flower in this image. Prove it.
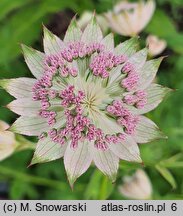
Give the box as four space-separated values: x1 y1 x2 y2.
0 15 171 187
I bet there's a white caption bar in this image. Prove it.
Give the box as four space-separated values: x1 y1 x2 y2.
0 200 182 216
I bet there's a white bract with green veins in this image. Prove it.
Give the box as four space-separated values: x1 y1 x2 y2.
0 16 170 186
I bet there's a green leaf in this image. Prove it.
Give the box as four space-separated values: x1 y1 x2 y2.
0 3 45 65
84 169 114 199
84 170 103 199
155 165 177 189
161 162 183 168
98 175 115 200
0 0 32 21
10 179 38 199
146 9 183 54
159 154 183 168
0 0 78 65
146 10 176 37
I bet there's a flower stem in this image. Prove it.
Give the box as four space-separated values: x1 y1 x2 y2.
15 135 35 151
0 165 83 192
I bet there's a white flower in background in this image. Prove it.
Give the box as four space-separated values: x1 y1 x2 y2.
77 11 108 34
105 0 155 36
0 120 16 161
146 35 167 57
119 169 152 199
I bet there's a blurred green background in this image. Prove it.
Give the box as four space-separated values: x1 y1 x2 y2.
0 0 183 200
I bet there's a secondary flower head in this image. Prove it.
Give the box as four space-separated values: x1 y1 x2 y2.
105 0 155 36
119 169 152 199
146 35 167 57
0 120 16 161
0 15 170 186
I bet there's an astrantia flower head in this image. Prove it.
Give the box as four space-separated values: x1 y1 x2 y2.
146 35 167 57
0 15 170 186
0 120 17 161
105 0 155 36
119 169 152 199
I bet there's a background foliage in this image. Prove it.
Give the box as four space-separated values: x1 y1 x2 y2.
0 0 183 200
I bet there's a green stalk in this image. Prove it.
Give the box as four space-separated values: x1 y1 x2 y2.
0 165 83 191
15 135 35 151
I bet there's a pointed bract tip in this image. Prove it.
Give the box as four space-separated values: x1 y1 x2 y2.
67 176 76 191
69 182 74 191
91 11 97 22
42 24 53 39
159 129 168 140
4 125 11 132
110 173 117 183
21 43 34 50
20 43 26 49
68 15 79 30
6 125 15 133
20 43 30 53
1 104 7 108
42 24 52 33
137 158 143 163
27 162 34 168
71 14 78 21
29 156 39 167
134 155 143 164
112 178 116 184
170 88 177 92
42 22 46 28
17 42 23 47
5 103 10 109
70 14 78 26
42 24 47 32
21 44 38 57
159 55 168 62
20 43 25 51
162 55 169 58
